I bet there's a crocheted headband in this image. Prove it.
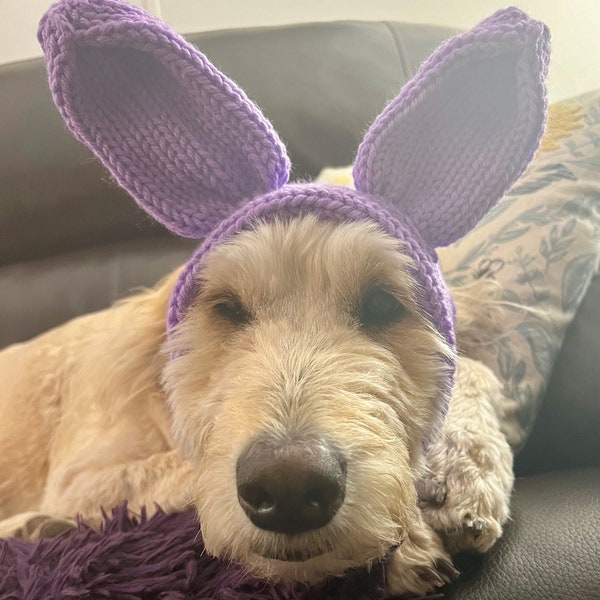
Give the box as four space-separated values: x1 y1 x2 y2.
39 0 549 428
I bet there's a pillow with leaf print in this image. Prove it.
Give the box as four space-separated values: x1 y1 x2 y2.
316 89 600 451
437 90 600 450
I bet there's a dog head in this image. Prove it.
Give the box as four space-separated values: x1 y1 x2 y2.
161 214 454 580
39 0 548 581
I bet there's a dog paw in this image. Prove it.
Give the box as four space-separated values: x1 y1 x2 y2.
385 522 458 598
459 513 496 549
420 407 514 553
421 478 509 555
0 512 77 541
439 509 502 554
420 356 515 555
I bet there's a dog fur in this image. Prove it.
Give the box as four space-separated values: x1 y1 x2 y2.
0 216 514 597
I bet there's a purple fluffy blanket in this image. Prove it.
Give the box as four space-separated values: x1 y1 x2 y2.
0 505 392 600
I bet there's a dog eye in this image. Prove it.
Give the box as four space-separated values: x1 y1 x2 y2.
213 297 251 326
360 288 407 327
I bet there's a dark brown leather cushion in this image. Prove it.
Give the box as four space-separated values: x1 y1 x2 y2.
444 469 600 600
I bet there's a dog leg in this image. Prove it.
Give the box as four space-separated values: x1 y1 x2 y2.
419 356 514 553
27 450 199 538
386 514 458 597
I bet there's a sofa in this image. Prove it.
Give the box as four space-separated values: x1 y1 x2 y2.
1 18 598 600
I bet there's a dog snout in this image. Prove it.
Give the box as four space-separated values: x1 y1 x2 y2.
236 437 346 535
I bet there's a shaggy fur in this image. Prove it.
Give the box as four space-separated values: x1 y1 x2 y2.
0 217 514 597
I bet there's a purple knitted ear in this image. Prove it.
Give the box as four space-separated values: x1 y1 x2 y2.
38 0 290 239
354 7 549 248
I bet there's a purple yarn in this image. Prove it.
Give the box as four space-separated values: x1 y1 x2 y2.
0 505 389 600
37 0 290 239
169 184 454 343
353 7 550 249
37 0 548 442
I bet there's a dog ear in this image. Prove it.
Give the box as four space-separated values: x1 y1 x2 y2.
38 0 290 239
353 8 549 248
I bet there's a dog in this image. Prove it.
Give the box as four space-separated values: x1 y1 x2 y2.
0 1 549 597
0 216 514 595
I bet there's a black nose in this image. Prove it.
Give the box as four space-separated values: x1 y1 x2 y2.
236 437 346 535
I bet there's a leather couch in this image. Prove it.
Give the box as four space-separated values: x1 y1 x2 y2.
1 19 598 600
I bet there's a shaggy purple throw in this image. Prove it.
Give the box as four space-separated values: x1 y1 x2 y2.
0 506 393 600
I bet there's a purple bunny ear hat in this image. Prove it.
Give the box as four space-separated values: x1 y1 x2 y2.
39 0 549 434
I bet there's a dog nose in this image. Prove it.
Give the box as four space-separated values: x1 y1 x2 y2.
236 437 346 535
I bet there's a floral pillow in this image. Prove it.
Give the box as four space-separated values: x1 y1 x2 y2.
316 90 600 450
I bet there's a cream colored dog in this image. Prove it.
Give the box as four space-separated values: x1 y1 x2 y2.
1 1 549 596
0 215 514 597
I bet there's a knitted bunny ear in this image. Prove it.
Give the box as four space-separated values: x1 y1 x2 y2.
38 0 290 239
353 7 549 248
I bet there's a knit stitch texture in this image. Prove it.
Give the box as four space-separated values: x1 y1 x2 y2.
38 0 549 432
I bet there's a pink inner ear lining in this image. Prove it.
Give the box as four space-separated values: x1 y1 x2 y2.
39 1 290 240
